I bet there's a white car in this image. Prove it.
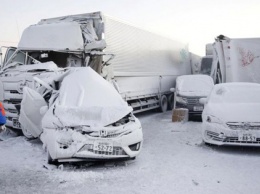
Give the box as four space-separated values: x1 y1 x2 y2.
201 82 260 146
19 67 143 163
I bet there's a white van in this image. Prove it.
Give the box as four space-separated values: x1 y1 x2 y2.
170 75 214 116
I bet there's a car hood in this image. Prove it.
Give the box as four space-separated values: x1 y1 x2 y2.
204 103 260 123
42 67 133 129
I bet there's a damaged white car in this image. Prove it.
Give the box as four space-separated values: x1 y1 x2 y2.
19 67 143 163
201 83 260 146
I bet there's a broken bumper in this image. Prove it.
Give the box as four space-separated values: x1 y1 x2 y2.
41 124 143 162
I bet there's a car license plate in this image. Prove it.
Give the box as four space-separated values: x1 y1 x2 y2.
193 106 203 111
238 134 256 142
93 141 113 152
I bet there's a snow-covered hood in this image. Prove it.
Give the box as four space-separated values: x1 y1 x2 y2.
205 103 260 123
176 75 214 97
42 67 133 129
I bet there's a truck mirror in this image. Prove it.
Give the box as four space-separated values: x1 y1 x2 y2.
199 98 207 105
170 88 175 92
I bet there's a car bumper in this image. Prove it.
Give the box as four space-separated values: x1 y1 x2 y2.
176 102 203 115
41 125 143 162
202 122 260 146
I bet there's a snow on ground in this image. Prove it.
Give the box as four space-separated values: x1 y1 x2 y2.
1 111 260 194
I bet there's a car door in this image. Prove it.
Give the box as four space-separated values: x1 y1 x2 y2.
19 86 47 138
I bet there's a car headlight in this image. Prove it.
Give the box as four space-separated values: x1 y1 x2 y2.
206 115 223 124
176 96 187 104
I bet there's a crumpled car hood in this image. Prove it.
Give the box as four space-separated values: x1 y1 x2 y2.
42 67 133 129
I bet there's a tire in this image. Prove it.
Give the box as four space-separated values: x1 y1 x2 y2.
159 95 168 112
21 125 35 140
167 94 174 110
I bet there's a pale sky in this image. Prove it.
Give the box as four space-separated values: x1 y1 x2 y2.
0 0 260 56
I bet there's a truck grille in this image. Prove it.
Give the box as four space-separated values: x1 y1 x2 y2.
186 97 199 105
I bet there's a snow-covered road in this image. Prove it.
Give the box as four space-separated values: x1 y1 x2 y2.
1 111 260 194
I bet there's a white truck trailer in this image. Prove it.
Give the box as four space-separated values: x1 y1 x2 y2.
210 35 260 83
0 12 191 137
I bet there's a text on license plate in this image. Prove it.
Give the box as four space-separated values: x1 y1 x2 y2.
93 141 113 152
193 106 203 111
238 134 256 142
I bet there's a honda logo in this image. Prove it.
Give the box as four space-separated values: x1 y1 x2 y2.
99 129 108 137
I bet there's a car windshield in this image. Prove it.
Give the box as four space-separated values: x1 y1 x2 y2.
200 57 213 75
209 84 260 104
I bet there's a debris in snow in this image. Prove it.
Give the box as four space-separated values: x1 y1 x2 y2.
192 179 199 186
59 180 67 184
0 128 19 141
58 164 64 171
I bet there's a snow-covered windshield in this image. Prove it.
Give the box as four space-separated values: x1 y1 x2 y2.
177 75 214 94
209 83 260 104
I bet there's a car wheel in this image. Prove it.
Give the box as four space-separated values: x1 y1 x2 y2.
21 125 35 140
159 95 168 112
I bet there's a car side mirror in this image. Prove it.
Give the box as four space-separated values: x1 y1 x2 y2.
199 98 207 105
170 88 175 92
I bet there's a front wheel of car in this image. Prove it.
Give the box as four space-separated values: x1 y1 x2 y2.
21 125 35 140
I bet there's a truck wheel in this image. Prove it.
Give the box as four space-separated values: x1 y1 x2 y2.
21 126 35 140
167 94 174 110
159 95 168 112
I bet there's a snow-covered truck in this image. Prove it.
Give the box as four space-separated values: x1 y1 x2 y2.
210 35 260 83
0 12 191 137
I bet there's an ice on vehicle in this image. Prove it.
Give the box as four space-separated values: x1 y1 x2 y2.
176 75 214 97
202 82 260 146
19 67 142 163
42 67 133 129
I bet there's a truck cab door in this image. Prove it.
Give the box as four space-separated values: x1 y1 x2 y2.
2 47 26 69
19 87 47 138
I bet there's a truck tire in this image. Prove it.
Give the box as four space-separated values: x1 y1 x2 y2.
21 126 35 140
167 94 174 110
159 95 168 112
